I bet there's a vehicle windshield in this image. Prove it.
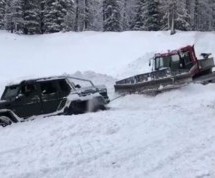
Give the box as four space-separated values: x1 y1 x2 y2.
155 54 180 70
1 85 20 100
67 78 95 90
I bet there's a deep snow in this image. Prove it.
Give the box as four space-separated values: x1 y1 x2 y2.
0 31 215 178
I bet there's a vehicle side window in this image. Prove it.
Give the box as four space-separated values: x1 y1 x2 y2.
59 80 70 92
170 55 180 70
21 84 37 96
40 82 57 95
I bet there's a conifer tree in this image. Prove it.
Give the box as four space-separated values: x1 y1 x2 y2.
160 0 190 34
12 0 24 33
132 0 147 30
43 0 67 33
145 0 160 31
4 0 13 32
22 0 40 34
103 0 121 31
63 0 75 31
0 0 5 29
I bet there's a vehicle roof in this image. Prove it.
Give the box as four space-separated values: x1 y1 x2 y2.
6 75 93 87
154 45 194 58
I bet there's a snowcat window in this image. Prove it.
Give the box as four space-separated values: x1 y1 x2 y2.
155 56 171 70
170 54 180 70
1 85 20 100
171 54 180 62
182 52 192 65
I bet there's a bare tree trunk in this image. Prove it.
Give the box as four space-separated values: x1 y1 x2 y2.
84 0 89 30
123 0 127 30
74 0 79 31
170 14 175 35
170 3 176 35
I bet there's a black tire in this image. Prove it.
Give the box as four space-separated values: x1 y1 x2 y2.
88 97 106 112
0 116 12 127
66 101 87 115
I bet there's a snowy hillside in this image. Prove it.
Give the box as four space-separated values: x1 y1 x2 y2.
1 31 215 178
1 30 215 80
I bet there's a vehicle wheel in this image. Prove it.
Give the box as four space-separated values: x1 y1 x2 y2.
88 98 106 112
0 116 12 127
66 101 87 115
87 99 97 112
98 105 106 111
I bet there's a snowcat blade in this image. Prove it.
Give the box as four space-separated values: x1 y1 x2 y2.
114 69 192 94
193 71 215 84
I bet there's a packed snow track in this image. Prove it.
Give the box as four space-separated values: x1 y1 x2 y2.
0 84 215 178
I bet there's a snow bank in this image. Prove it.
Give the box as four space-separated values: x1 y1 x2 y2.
0 31 215 178
1 84 215 178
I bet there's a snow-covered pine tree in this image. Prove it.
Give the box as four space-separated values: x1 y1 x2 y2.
160 0 191 34
145 0 160 31
84 0 90 30
118 0 137 31
22 0 41 34
0 0 5 29
74 0 85 31
120 0 129 30
193 0 202 30
43 0 67 33
207 0 214 31
84 0 100 31
4 0 14 32
132 0 147 30
39 0 45 33
185 0 196 30
86 0 103 31
211 0 215 30
199 0 214 31
74 0 97 31
103 0 121 32
193 0 211 31
63 0 75 31
43 0 61 33
175 1 191 31
12 0 25 33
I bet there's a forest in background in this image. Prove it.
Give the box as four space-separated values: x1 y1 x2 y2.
0 0 214 35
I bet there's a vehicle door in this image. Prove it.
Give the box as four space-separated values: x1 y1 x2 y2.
39 80 62 114
11 83 42 118
57 79 71 98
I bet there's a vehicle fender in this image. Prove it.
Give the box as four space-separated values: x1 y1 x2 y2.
0 109 21 123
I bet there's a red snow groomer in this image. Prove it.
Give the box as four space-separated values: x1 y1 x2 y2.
115 45 215 94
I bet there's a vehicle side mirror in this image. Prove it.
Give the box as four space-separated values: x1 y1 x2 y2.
149 61 151 66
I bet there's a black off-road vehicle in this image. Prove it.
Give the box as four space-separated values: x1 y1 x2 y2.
0 75 110 127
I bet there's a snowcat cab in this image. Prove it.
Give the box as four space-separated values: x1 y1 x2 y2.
150 46 214 77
